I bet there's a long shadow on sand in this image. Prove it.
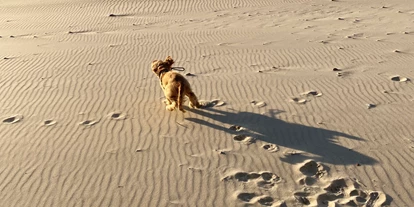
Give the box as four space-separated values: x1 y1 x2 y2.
187 107 377 165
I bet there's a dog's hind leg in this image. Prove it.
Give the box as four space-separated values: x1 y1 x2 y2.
177 83 186 113
187 90 201 109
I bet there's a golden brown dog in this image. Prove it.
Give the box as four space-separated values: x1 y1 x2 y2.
151 56 201 112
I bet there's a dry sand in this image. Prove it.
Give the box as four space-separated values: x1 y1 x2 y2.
1 0 413 206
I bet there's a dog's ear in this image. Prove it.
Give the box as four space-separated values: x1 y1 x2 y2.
165 56 174 66
151 61 159 72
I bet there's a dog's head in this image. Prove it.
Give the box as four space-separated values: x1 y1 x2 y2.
151 56 175 77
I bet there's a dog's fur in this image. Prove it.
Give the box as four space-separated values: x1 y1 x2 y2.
151 56 201 112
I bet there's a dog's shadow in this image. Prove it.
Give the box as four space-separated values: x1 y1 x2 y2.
187 107 377 165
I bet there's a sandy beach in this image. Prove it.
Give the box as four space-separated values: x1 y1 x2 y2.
1 0 413 206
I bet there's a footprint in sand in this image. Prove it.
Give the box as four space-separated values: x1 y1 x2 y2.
262 144 279 152
2 115 23 124
200 99 225 108
301 90 323 97
223 171 281 189
235 192 277 206
253 195 275 206
365 191 387 207
250 100 266 108
79 119 99 126
43 120 57 126
324 178 353 194
225 171 284 206
222 171 261 182
292 160 388 206
290 97 307 104
108 13 129 17
298 176 318 186
229 125 244 131
293 191 311 205
233 134 256 145
290 90 322 104
390 75 410 82
108 112 127 120
298 160 327 178
236 192 257 203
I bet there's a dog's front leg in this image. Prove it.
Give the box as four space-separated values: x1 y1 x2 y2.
163 99 172 105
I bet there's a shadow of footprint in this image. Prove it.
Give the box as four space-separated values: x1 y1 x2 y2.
2 115 23 124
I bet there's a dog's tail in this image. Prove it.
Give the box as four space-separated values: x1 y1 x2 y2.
177 82 185 112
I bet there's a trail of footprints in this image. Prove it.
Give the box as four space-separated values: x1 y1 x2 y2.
293 160 386 207
225 159 387 206
290 90 323 105
230 124 280 153
222 171 282 206
1 112 127 126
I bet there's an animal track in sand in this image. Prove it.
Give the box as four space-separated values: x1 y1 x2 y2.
235 192 278 206
233 134 256 145
291 160 388 206
262 144 279 152
226 171 284 206
254 195 274 206
236 192 257 202
250 100 266 108
43 120 57 126
290 97 307 104
290 90 322 104
223 171 281 188
324 178 352 194
301 90 323 97
79 119 99 126
108 13 130 17
223 172 261 182
229 125 243 131
298 160 327 178
108 112 127 120
298 176 317 186
2 115 23 124
390 75 410 82
200 99 225 108
365 191 387 207
293 191 311 205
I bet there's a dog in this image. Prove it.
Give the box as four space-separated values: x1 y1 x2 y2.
151 56 201 112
